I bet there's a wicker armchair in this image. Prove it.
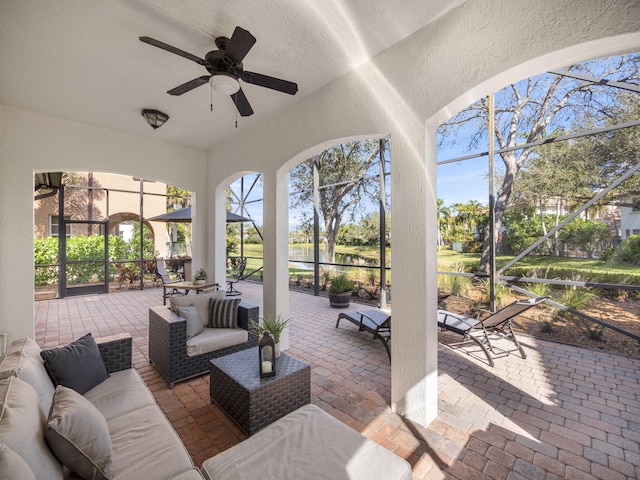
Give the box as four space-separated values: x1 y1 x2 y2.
149 301 259 387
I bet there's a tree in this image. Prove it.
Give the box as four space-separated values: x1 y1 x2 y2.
439 53 640 273
166 185 192 256
289 139 386 265
512 136 591 254
559 218 613 258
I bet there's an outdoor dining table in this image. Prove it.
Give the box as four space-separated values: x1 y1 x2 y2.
163 281 219 304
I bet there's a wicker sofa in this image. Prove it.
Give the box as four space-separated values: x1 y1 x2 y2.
0 334 204 480
149 291 259 388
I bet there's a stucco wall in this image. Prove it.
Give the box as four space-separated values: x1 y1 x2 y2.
0 106 208 342
204 0 640 425
1 0 639 426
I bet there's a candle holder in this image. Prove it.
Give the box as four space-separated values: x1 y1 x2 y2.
258 330 276 378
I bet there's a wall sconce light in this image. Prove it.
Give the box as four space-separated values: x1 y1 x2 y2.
141 109 169 129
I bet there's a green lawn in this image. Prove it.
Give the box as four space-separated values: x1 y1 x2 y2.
437 250 640 285
235 244 639 285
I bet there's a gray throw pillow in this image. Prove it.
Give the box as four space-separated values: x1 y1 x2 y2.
45 386 112 480
208 298 241 328
40 333 109 395
177 305 204 339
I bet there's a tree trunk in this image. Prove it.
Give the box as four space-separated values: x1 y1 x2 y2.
478 154 518 274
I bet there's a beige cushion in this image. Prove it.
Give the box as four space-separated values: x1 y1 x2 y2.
0 337 55 420
83 369 156 421
170 469 210 480
201 404 412 480
0 444 36 480
186 328 248 357
0 376 63 480
171 290 225 327
45 385 112 480
107 405 195 480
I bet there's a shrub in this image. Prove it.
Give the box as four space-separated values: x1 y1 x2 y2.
328 273 354 294
618 234 640 265
35 234 157 286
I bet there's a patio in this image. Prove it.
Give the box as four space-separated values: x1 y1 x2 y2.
34 282 640 479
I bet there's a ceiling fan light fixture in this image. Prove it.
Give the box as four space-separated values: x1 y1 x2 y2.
211 75 240 95
141 109 169 129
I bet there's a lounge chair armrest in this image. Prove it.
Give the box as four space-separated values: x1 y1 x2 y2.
472 307 492 319
357 311 373 330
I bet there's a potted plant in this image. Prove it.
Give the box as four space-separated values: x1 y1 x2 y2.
328 273 354 308
250 314 290 358
193 268 207 285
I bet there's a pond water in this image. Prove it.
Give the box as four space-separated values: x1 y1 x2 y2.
288 245 377 272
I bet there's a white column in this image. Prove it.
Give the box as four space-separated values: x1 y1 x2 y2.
261 168 291 350
210 188 228 286
390 125 438 426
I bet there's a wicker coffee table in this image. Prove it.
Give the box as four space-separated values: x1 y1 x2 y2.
209 347 310 435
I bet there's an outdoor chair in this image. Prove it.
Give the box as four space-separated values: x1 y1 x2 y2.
226 257 247 296
437 296 548 367
336 310 391 362
155 257 184 304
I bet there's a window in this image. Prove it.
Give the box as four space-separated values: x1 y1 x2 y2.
632 198 640 212
50 215 71 237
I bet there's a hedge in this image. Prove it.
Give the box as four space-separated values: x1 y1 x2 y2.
34 235 156 286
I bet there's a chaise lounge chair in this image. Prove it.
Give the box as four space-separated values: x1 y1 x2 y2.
336 310 391 362
437 296 548 366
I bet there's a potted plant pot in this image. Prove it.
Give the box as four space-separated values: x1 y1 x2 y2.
329 291 352 308
328 273 355 309
250 314 290 358
193 268 207 285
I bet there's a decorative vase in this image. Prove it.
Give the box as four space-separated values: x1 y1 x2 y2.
329 292 351 309
275 342 281 359
194 279 205 285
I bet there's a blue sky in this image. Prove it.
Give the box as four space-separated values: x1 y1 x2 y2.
230 145 491 231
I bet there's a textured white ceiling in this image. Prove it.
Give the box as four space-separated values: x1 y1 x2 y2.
0 0 464 150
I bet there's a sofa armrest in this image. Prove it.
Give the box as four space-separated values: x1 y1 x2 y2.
237 301 259 331
95 333 132 374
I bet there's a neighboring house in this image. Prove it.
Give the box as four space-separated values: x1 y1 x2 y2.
620 198 640 239
34 172 170 258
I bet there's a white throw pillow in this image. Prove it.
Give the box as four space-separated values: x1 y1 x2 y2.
45 385 113 480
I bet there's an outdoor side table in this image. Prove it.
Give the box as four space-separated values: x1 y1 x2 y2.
209 347 310 435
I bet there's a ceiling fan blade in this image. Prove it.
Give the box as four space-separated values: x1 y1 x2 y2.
167 75 211 96
224 27 256 64
241 71 298 95
231 88 254 117
139 36 207 66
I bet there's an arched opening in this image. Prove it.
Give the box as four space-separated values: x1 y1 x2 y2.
435 51 640 359
33 171 191 299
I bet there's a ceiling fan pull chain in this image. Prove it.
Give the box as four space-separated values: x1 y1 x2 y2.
210 82 213 112
235 96 238 128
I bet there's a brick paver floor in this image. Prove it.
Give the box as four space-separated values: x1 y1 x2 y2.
34 282 640 479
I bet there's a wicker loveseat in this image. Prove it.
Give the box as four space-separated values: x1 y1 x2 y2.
149 291 259 388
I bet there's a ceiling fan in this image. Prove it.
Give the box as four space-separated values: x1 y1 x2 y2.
140 26 298 117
